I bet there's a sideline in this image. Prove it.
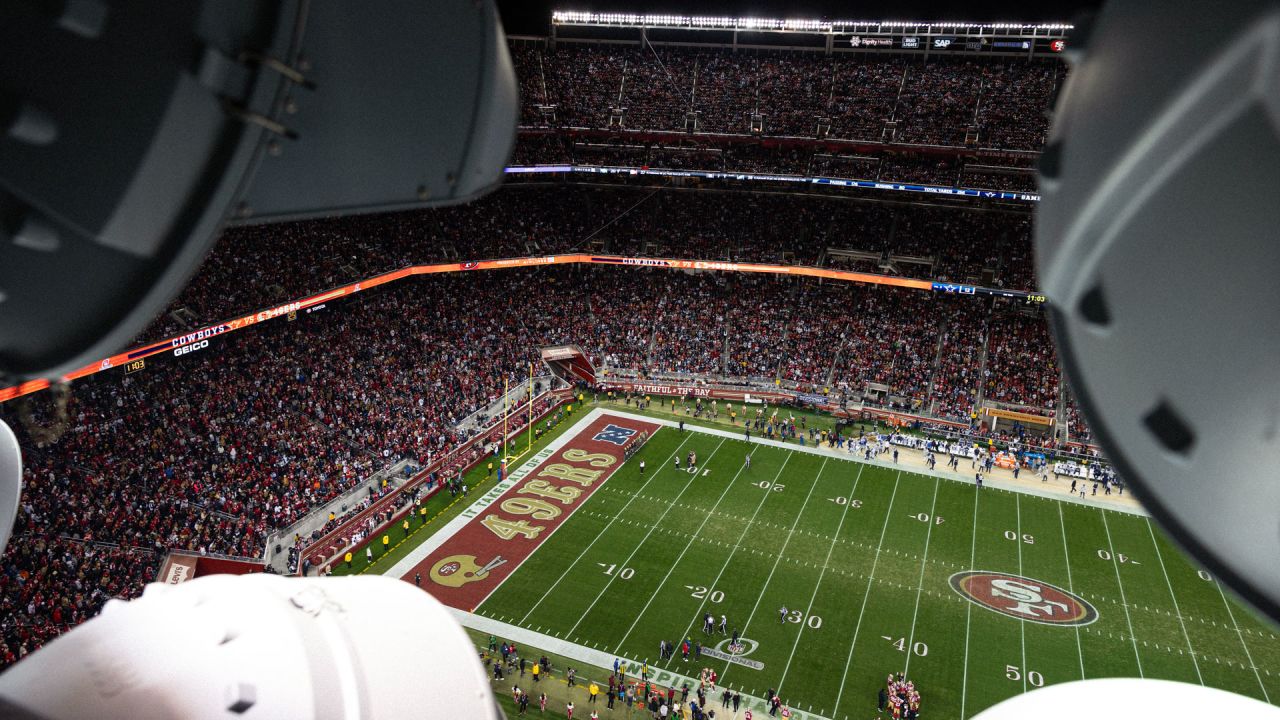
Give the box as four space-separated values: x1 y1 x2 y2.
600 409 1148 517
455 607 833 720
385 408 610 579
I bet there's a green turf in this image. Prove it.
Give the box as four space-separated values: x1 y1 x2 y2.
595 396 854 437
463 628 621 717
469 418 1280 719
330 403 587 575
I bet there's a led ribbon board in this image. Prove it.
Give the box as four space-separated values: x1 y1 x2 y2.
0 254 1042 402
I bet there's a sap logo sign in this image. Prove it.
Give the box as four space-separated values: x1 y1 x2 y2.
173 340 209 357
593 424 637 446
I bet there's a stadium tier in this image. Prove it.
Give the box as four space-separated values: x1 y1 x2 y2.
122 186 1036 347
505 32 1059 200
0 33 1066 670
0 264 1064 666
509 41 1064 150
3 15 1277 718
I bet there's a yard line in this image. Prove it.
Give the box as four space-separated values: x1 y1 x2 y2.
611 451 755 653
902 476 941 680
660 451 795 670
564 438 729 637
1015 493 1027 693
1057 503 1086 681
1144 517 1203 684
776 464 865 695
518 433 696 623
1211 568 1271 702
960 481 981 720
1100 509 1144 677
832 471 902 713
718 456 829 685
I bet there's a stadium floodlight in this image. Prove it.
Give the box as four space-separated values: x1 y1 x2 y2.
0 0 516 384
549 11 1071 33
1038 0 1280 628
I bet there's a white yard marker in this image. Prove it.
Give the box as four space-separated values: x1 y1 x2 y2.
1145 517 1203 684
903 476 941 680
776 464 865 694
1015 493 1028 693
611 450 756 652
564 438 729 637
660 451 795 669
1057 503 1087 682
517 432 698 624
960 486 980 720
832 471 902 713
1100 509 1144 677
1211 564 1271 702
718 457 829 685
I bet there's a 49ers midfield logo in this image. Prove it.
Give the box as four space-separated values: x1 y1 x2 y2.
949 571 1098 626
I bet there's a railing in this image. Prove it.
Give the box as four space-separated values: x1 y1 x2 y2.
11 532 157 556
456 374 554 434
506 162 1041 202
156 548 265 585
264 459 415 570
164 548 262 564
595 379 1107 464
298 388 574 574
985 399 1057 419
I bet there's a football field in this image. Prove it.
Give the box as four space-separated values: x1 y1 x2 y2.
426 410 1280 719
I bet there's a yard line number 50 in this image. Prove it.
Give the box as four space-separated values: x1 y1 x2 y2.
1006 665 1045 687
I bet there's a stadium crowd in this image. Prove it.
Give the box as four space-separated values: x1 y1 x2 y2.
1 273 574 662
506 40 1054 196
0 38 1070 670
132 185 1036 347
510 41 1064 150
0 263 1068 665
983 312 1061 413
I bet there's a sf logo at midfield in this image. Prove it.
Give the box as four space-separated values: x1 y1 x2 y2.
989 578 1068 618
949 571 1099 626
593 424 637 446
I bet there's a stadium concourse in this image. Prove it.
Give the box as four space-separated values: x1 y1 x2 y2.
0 31 1094 673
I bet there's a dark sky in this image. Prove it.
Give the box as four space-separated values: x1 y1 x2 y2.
496 0 1101 36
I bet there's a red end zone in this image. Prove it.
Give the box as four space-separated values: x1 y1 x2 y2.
400 414 660 610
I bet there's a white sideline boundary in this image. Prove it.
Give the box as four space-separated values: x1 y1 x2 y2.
386 407 613 579
454 608 834 720
383 406 1155 720
391 405 1144 584
599 409 1149 517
